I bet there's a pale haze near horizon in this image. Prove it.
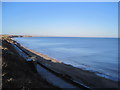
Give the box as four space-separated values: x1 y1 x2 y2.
2 0 119 2
2 2 118 38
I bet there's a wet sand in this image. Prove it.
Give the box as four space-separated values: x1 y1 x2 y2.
12 38 118 89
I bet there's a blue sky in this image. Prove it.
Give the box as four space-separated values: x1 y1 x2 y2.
2 2 118 37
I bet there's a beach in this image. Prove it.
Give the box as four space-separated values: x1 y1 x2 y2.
1 36 119 89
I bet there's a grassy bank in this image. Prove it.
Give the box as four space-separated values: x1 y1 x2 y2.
1 36 59 89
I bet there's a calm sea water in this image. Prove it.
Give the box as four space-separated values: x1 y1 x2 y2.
13 37 119 81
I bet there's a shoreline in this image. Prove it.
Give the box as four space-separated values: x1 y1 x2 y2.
12 38 89 89
15 41 117 81
18 43 117 82
12 37 118 88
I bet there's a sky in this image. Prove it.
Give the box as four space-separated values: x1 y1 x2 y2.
2 2 118 37
2 0 119 2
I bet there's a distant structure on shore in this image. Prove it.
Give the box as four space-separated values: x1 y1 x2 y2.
0 35 32 38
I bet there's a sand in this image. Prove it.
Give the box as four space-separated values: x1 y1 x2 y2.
12 38 119 89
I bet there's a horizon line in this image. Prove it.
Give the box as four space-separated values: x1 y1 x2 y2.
1 34 118 38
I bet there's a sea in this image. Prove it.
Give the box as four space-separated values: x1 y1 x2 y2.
13 37 119 81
